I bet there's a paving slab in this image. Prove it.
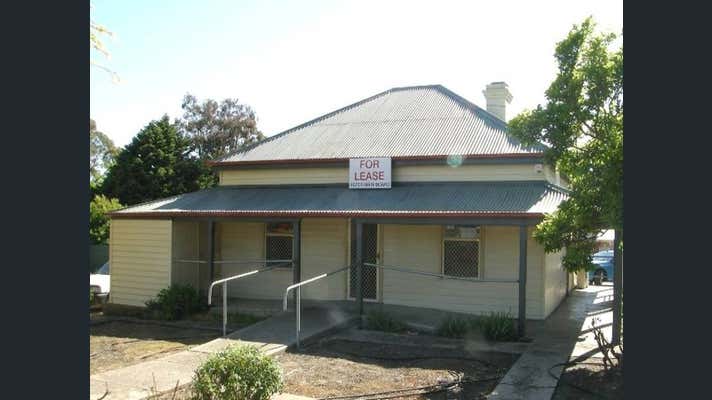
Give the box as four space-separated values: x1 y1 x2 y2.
487 285 614 400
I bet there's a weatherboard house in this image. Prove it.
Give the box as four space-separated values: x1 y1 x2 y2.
108 83 572 333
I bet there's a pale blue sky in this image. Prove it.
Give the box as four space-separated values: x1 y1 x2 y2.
90 0 622 147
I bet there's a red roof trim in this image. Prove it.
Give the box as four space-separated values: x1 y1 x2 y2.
206 153 545 167
110 210 544 219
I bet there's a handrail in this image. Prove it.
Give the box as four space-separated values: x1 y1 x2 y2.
207 261 292 336
363 262 519 284
207 262 291 305
174 258 293 265
282 266 350 311
282 266 349 349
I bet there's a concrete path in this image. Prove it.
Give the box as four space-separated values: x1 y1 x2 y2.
90 307 357 400
487 284 614 400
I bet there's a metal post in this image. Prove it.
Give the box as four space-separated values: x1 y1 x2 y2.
296 286 301 349
518 225 528 338
612 229 623 345
355 222 364 325
222 282 227 337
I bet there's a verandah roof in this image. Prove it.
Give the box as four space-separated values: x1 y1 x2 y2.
110 181 568 219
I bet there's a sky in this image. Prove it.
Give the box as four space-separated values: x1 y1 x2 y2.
90 0 623 148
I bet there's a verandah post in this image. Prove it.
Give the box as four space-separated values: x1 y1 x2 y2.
292 219 301 310
355 221 364 326
208 220 215 286
518 224 528 338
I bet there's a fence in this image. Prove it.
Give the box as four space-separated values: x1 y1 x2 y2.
89 244 109 272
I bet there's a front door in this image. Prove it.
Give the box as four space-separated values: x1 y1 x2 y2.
350 223 379 300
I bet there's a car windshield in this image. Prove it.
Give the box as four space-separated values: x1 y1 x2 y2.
97 262 110 275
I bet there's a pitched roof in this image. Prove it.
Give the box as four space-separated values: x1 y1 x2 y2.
110 181 567 219
211 85 545 165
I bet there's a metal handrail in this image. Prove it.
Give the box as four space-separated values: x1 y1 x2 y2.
363 262 519 284
174 259 293 265
207 261 292 336
282 266 349 348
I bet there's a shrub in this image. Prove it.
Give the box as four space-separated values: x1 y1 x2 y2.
435 314 477 338
365 310 408 333
478 311 517 341
144 284 204 321
192 345 283 400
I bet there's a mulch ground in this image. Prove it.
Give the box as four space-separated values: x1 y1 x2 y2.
274 337 518 400
551 357 623 400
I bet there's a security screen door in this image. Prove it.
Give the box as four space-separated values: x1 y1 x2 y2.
350 223 378 300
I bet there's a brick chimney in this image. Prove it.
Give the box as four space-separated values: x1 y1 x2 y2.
482 81 513 121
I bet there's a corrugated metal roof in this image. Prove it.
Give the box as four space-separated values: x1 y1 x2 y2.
111 181 567 218
212 85 546 165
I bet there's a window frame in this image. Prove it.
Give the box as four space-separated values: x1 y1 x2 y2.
264 222 294 268
441 225 482 279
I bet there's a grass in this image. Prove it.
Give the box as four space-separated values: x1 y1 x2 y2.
435 311 518 342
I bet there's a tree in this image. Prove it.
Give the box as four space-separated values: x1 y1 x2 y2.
90 119 118 182
90 3 119 82
100 116 203 205
508 17 623 273
90 195 122 244
177 94 264 161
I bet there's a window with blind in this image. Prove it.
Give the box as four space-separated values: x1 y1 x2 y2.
442 225 480 278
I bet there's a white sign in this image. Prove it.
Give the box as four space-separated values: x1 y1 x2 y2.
349 157 391 189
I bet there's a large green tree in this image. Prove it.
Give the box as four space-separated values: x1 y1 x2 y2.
89 195 122 244
90 119 118 183
508 17 623 272
177 94 264 161
101 116 203 205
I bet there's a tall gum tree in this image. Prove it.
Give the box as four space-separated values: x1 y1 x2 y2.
508 17 623 343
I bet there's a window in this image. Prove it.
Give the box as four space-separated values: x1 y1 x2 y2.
266 222 293 267
442 225 480 278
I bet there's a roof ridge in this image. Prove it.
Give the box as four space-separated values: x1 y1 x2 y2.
212 85 449 163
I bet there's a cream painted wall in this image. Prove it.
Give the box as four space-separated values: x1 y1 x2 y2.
110 219 172 307
299 218 349 300
219 163 553 185
543 249 568 317
380 224 546 319
216 221 293 299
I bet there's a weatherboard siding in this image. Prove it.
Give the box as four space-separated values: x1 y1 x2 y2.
217 222 292 299
110 219 172 307
543 249 567 318
218 164 550 186
299 218 349 300
380 224 545 319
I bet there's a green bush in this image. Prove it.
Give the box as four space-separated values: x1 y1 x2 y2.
144 284 204 321
435 314 477 338
365 310 408 333
479 311 517 341
192 345 283 400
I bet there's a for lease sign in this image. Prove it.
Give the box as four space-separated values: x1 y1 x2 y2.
349 157 392 189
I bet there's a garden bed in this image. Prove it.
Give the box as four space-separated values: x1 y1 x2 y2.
89 311 263 375
274 334 519 399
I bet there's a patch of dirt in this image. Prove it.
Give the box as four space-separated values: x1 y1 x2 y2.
274 338 518 399
551 357 623 400
90 320 221 375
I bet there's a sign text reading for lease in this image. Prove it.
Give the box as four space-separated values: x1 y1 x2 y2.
349 157 392 189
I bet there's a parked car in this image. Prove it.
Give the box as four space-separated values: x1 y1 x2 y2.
90 262 111 303
588 250 614 285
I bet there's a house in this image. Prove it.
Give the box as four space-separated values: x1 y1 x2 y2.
108 82 573 333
